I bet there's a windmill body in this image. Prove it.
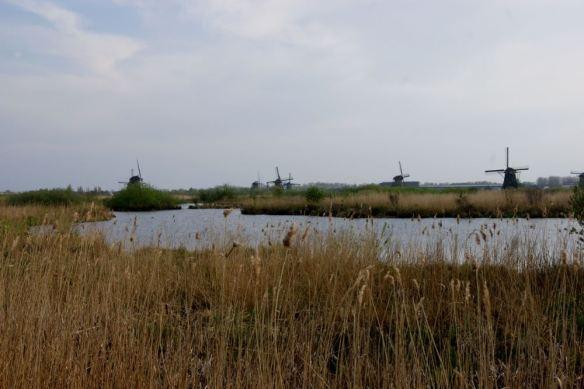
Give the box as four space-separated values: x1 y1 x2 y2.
119 160 144 186
392 162 411 187
251 172 264 190
284 173 298 190
501 167 519 189
129 174 143 185
485 148 528 189
266 167 295 189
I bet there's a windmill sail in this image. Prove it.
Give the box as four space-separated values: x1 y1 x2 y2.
137 159 142 179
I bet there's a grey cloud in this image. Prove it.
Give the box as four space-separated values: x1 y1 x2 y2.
1 0 583 190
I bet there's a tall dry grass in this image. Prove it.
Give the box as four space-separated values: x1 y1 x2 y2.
0 204 582 387
242 189 573 218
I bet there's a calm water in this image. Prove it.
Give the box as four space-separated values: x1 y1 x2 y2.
77 206 580 261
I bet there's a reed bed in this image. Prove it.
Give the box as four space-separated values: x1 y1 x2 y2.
0 203 112 234
0 204 583 387
241 189 572 218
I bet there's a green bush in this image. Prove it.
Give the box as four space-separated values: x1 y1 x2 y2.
7 188 82 206
106 184 180 212
305 186 325 203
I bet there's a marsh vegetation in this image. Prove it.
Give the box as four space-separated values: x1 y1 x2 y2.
0 203 582 387
239 188 572 218
6 187 88 206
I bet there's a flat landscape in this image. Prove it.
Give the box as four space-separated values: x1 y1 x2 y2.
3 1 584 387
0 198 583 387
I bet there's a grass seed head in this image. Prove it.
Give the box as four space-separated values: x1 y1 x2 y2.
283 224 298 247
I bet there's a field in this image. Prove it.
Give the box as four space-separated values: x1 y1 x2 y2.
0 203 583 387
238 188 573 218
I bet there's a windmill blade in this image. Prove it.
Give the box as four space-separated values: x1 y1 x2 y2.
275 167 281 180
485 169 506 173
403 174 410 179
399 161 403 176
136 160 142 179
571 171 584 175
513 166 529 171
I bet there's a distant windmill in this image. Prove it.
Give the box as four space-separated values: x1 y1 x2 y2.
571 171 584 187
251 172 263 190
485 148 529 189
284 173 299 190
266 167 295 189
118 160 143 186
393 162 410 186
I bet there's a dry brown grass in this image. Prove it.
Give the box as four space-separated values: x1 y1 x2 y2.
241 189 573 218
0 204 583 387
0 203 112 234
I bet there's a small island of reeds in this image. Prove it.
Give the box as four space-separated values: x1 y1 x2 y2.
190 185 574 218
106 184 180 212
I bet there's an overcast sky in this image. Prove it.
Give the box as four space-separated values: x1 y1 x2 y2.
1 0 583 190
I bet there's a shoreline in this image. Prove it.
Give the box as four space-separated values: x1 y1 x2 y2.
239 206 572 219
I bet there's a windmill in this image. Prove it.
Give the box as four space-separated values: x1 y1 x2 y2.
392 161 410 186
284 173 299 190
485 148 528 189
266 167 295 189
118 160 143 186
251 172 263 190
571 171 584 187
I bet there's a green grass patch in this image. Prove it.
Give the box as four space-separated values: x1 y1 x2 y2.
7 188 83 206
106 184 180 212
194 185 238 203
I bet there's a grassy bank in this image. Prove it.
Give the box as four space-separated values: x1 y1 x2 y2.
0 204 582 387
106 184 180 212
0 203 113 234
240 189 572 218
6 187 89 206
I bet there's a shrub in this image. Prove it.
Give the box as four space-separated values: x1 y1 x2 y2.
7 188 82 206
305 186 325 203
106 184 180 211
